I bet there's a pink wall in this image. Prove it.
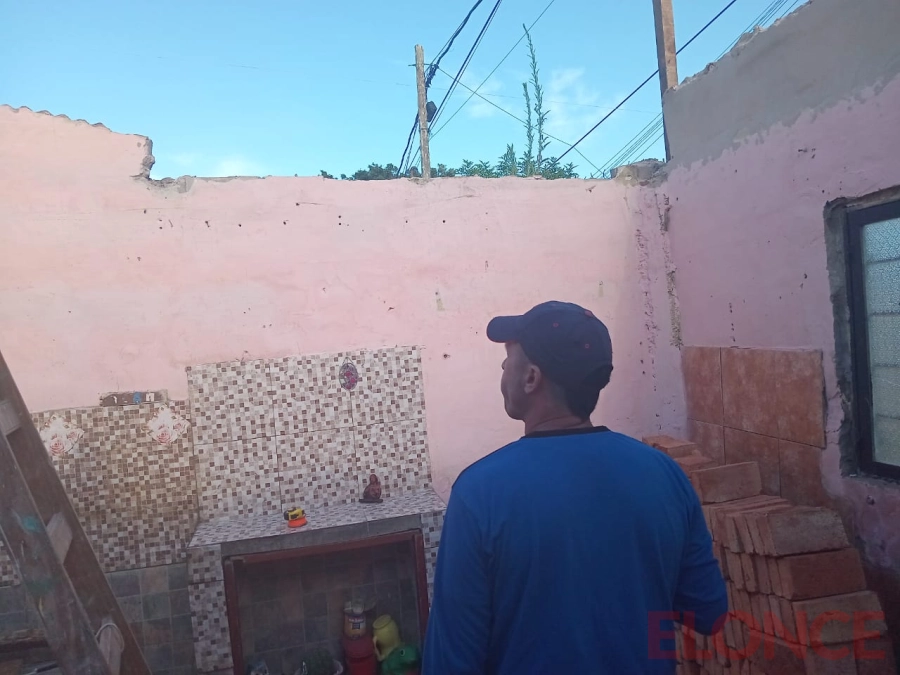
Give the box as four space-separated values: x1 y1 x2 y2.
661 0 900 640
0 105 684 501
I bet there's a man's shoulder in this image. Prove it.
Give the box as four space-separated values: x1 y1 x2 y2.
454 437 525 484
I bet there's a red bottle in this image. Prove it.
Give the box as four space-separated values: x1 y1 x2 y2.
342 634 377 675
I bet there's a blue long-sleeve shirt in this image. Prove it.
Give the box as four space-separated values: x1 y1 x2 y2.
421 426 728 675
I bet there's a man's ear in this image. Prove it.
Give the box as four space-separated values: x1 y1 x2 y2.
523 363 543 394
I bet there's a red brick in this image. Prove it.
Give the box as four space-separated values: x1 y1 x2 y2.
708 496 789 550
756 507 851 557
780 597 798 643
793 591 887 646
732 512 758 554
724 512 745 552
855 637 897 675
744 504 795 554
777 548 867 600
691 462 763 504
754 557 771 595
803 641 859 675
750 594 766 633
644 435 699 458
727 551 745 590
678 454 721 476
768 557 784 597
745 630 806 673
765 595 783 636
741 554 758 593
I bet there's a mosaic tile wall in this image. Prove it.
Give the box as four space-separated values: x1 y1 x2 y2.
187 346 431 521
0 563 197 675
0 400 198 586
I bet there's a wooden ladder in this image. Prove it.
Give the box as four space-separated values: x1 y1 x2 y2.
0 349 151 675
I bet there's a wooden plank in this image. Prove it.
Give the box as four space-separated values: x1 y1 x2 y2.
652 0 678 161
0 399 19 436
46 512 72 563
0 428 112 674
97 618 124 675
0 349 151 675
415 44 431 179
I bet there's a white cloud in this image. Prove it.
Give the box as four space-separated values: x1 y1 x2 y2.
170 152 200 168
462 72 505 119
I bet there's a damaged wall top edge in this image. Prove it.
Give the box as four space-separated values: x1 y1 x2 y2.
661 0 900 169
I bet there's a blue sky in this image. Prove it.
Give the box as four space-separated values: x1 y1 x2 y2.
0 0 799 179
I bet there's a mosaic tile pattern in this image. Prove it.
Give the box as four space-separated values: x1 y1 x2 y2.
277 427 358 508
25 401 198 574
270 352 353 435
189 580 232 672
355 413 432 498
195 437 280 520
189 545 223 584
190 499 371 547
351 347 426 427
189 489 443 548
0 541 20 586
421 509 445 604
187 359 274 445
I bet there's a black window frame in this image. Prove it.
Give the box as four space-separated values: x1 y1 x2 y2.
844 197 900 482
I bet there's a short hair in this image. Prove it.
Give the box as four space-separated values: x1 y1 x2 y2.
549 365 613 420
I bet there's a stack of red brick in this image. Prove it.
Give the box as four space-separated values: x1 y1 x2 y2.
644 435 897 675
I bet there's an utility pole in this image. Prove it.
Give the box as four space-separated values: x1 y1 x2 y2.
414 44 431 179
652 0 678 161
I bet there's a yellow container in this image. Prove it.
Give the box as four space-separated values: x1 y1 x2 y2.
372 614 401 661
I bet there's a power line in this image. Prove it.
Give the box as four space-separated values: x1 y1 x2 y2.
429 0 558 140
556 0 740 163
597 0 805 175
434 66 603 174
396 0 491 175
402 0 506 176
428 0 505 133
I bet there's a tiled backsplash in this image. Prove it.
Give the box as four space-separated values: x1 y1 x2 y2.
682 346 832 508
0 399 198 585
187 346 430 520
0 345 439 675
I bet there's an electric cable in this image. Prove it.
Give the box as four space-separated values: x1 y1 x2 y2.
555 0 740 163
595 0 804 175
429 0 558 141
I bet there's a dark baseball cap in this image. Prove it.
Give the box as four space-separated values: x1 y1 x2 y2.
486 301 613 389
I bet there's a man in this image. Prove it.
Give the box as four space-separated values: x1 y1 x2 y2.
421 301 728 674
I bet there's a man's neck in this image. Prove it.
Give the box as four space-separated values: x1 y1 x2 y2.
523 413 593 436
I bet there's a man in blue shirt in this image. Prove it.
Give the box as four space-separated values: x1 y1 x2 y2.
422 301 728 674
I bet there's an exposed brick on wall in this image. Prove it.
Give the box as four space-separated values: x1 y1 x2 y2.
650 442 897 675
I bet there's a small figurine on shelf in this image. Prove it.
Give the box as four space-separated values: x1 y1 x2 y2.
359 474 383 503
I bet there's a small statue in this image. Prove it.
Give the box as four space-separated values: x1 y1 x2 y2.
359 473 383 503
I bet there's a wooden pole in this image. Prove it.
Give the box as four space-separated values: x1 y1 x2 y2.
652 0 678 161
415 44 431 179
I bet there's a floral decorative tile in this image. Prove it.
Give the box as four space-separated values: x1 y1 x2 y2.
145 405 191 444
38 414 84 457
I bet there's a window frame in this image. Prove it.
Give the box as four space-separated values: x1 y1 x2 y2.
844 197 900 481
